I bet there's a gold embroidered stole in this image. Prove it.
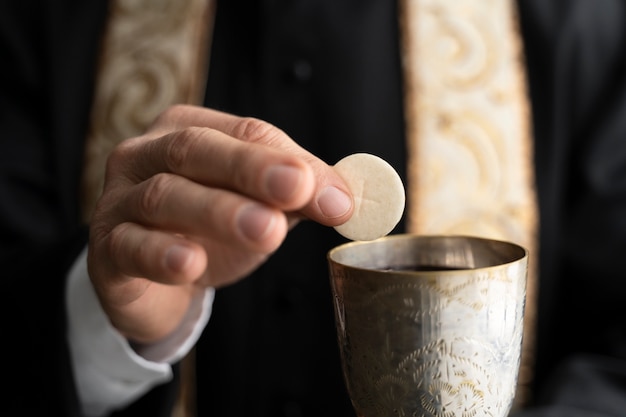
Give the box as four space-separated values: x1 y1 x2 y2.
83 0 538 413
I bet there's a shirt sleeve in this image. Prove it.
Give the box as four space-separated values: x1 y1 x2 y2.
65 247 214 417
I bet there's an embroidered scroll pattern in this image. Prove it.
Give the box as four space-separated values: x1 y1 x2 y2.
402 0 536 243
81 0 212 221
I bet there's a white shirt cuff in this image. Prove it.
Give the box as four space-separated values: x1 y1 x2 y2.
66 246 214 417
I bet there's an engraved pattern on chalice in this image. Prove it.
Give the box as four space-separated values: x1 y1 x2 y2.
329 235 527 417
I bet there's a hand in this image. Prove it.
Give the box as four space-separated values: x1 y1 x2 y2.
87 105 354 344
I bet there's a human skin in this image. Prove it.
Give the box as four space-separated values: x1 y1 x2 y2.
87 105 354 344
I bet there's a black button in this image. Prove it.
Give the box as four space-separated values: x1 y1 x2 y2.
275 286 304 313
290 59 313 82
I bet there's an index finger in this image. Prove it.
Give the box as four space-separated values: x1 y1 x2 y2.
137 105 354 226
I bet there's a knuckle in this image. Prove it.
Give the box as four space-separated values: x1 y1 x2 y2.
104 137 147 184
138 173 174 220
151 104 188 129
106 222 151 276
231 117 281 145
106 222 132 261
162 127 200 172
105 139 134 175
223 146 254 191
89 218 113 251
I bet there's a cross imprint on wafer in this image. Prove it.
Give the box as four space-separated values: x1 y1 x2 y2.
332 153 405 241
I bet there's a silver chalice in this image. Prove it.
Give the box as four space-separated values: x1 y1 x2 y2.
328 234 528 417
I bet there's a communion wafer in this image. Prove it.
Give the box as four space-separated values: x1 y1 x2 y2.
332 153 405 241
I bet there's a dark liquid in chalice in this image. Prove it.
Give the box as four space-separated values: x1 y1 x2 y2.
382 264 468 272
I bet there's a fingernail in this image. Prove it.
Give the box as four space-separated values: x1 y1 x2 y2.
317 186 352 219
165 245 194 272
237 203 277 242
265 165 303 203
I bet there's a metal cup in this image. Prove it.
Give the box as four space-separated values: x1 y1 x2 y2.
328 234 528 417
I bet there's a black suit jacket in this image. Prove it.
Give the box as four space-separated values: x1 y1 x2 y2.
2 1 626 416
